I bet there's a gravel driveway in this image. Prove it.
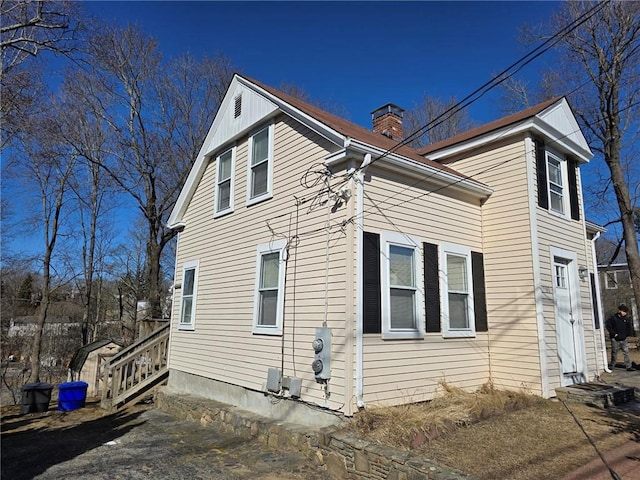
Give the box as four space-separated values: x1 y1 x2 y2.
1 404 328 480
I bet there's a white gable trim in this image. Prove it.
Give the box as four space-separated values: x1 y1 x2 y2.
168 75 347 228
238 77 347 147
424 99 593 164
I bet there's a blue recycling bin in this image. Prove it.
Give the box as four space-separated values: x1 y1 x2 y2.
57 381 88 411
20 382 53 414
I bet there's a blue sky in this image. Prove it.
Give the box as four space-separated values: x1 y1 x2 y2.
84 1 561 127
13 1 623 261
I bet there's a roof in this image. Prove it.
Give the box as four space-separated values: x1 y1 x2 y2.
245 75 472 179
69 339 121 372
417 96 593 164
417 97 561 156
595 237 629 267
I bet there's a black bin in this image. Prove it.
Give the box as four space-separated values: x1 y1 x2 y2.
20 382 53 414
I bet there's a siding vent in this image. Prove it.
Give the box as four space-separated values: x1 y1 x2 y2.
234 94 242 118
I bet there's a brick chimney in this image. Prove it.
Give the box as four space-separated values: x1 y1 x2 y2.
371 103 404 141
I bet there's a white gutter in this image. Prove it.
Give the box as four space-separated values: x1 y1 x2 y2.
327 140 493 201
591 231 611 373
355 153 371 409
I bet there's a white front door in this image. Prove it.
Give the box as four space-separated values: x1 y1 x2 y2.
552 254 584 385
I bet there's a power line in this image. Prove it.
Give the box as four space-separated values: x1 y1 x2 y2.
262 1 615 242
348 0 610 177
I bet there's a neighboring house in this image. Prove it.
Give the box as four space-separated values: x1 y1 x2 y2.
8 315 82 366
7 315 80 338
596 237 638 333
165 74 605 423
68 339 122 397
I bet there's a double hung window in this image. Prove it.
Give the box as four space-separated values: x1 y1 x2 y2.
440 244 475 337
253 240 286 335
380 232 423 339
178 260 199 330
547 152 565 215
214 147 235 216
247 124 274 205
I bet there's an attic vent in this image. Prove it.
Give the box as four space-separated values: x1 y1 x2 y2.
234 94 242 118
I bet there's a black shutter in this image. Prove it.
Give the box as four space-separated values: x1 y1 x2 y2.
590 273 600 330
363 232 381 334
568 159 580 220
471 251 488 332
424 242 441 333
535 139 548 210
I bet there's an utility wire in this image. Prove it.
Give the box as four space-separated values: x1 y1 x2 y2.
262 1 618 241
560 399 621 480
348 0 610 177
268 94 639 243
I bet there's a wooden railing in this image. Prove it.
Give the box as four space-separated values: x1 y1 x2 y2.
100 323 170 410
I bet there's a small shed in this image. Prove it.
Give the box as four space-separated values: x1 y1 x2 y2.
68 339 122 398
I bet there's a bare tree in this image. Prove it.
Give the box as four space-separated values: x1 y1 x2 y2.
0 0 78 75
0 0 81 150
13 97 77 382
60 89 115 345
62 24 234 323
501 2 640 317
278 81 350 118
552 1 640 318
403 95 475 148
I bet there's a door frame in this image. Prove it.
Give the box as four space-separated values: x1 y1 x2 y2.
550 247 586 386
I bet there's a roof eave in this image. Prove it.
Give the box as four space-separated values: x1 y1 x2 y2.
424 117 593 164
237 77 347 148
327 139 493 201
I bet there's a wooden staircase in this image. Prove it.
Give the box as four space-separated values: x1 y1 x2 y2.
100 323 170 410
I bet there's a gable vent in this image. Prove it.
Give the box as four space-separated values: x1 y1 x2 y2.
234 94 242 118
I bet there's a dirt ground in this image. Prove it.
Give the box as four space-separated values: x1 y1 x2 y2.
1 398 327 480
2 341 639 480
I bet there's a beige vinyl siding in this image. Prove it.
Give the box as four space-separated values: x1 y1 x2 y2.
437 137 543 394
536 166 598 393
170 115 350 411
360 164 490 407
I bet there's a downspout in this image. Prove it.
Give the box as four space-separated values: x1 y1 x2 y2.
355 153 371 409
591 231 610 373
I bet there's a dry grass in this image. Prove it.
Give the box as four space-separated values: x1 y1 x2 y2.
351 381 543 448
348 378 640 480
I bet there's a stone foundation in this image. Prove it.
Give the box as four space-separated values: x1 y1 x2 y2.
156 389 471 480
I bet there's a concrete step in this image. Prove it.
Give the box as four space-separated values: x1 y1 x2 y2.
555 382 638 409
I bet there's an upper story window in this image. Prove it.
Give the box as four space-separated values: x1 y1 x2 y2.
178 260 199 330
535 140 580 221
604 271 618 290
440 243 475 338
214 147 235 216
547 153 564 214
247 123 274 206
253 239 286 335
380 232 423 340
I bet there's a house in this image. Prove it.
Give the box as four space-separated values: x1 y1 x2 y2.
595 236 638 333
165 74 605 425
68 339 122 397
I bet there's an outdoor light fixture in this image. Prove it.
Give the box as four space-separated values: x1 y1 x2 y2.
578 266 588 280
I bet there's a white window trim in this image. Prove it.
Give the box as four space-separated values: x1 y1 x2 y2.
178 259 199 331
252 239 287 335
214 146 236 218
604 271 618 290
246 123 274 206
545 148 569 218
380 232 424 340
440 243 476 338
